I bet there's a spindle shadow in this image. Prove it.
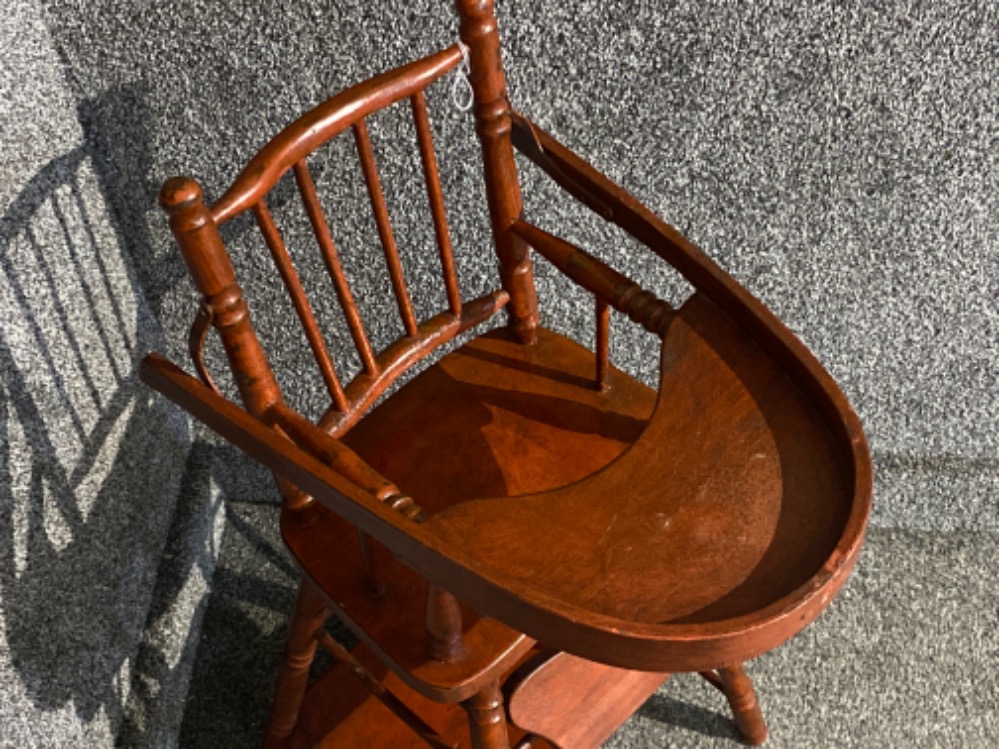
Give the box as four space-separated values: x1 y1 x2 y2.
0 84 212 742
634 691 740 742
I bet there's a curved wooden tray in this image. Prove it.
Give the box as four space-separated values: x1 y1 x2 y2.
341 293 871 672
142 292 870 676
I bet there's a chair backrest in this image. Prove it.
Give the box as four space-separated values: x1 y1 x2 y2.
159 1 536 512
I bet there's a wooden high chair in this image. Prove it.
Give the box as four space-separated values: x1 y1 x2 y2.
141 1 872 746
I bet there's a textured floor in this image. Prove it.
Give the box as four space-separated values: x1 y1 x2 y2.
2 1 997 746
179 502 998 748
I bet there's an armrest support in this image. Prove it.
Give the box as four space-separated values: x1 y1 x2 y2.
264 401 425 520
510 219 674 338
511 112 870 471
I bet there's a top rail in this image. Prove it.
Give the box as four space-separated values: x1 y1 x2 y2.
212 45 464 224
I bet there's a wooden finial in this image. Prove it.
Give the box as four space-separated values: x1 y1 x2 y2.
159 176 203 213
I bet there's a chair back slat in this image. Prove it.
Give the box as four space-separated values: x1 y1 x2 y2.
252 199 349 411
353 118 419 338
411 90 462 315
292 159 379 376
173 45 521 431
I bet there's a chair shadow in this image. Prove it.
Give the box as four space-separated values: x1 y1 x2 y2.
174 502 356 749
0 83 216 743
174 544 296 748
636 692 741 742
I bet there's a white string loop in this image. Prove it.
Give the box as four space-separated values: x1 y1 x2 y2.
452 41 474 112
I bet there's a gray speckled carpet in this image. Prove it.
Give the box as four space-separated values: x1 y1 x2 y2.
1 0 996 746
182 504 999 748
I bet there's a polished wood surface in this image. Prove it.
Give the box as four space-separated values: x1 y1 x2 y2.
281 325 656 703
511 112 873 485
506 651 668 749
423 292 851 630
511 219 675 336
212 45 464 224
142 1 872 745
339 327 655 512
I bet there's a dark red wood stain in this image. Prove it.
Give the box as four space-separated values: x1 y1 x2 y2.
142 2 872 746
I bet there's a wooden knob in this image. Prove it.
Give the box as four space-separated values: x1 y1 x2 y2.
159 176 203 212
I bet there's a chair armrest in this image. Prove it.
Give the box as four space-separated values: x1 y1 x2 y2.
140 353 422 519
263 401 425 520
510 218 675 338
510 111 731 295
511 111 795 341
510 112 871 475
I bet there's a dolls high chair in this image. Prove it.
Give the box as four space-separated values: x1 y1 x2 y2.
141 1 872 746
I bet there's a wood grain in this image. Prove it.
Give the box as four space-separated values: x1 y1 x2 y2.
212 46 464 224
147 6 872 746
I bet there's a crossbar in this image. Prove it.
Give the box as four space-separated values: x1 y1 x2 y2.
510 220 674 338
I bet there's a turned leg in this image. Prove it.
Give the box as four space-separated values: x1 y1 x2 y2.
426 584 466 662
717 664 768 746
462 677 510 749
262 581 330 749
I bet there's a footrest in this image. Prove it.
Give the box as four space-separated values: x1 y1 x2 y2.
292 640 556 749
505 651 668 749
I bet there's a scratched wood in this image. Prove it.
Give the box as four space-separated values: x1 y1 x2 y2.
145 1 872 746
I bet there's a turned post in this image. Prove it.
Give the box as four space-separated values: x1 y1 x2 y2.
426 584 466 662
160 177 310 512
456 0 539 344
718 664 768 746
262 582 329 748
463 677 510 749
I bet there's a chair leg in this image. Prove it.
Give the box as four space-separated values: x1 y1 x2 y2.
717 664 768 746
262 580 330 749
462 677 510 749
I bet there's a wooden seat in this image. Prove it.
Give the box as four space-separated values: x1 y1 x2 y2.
141 2 871 747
